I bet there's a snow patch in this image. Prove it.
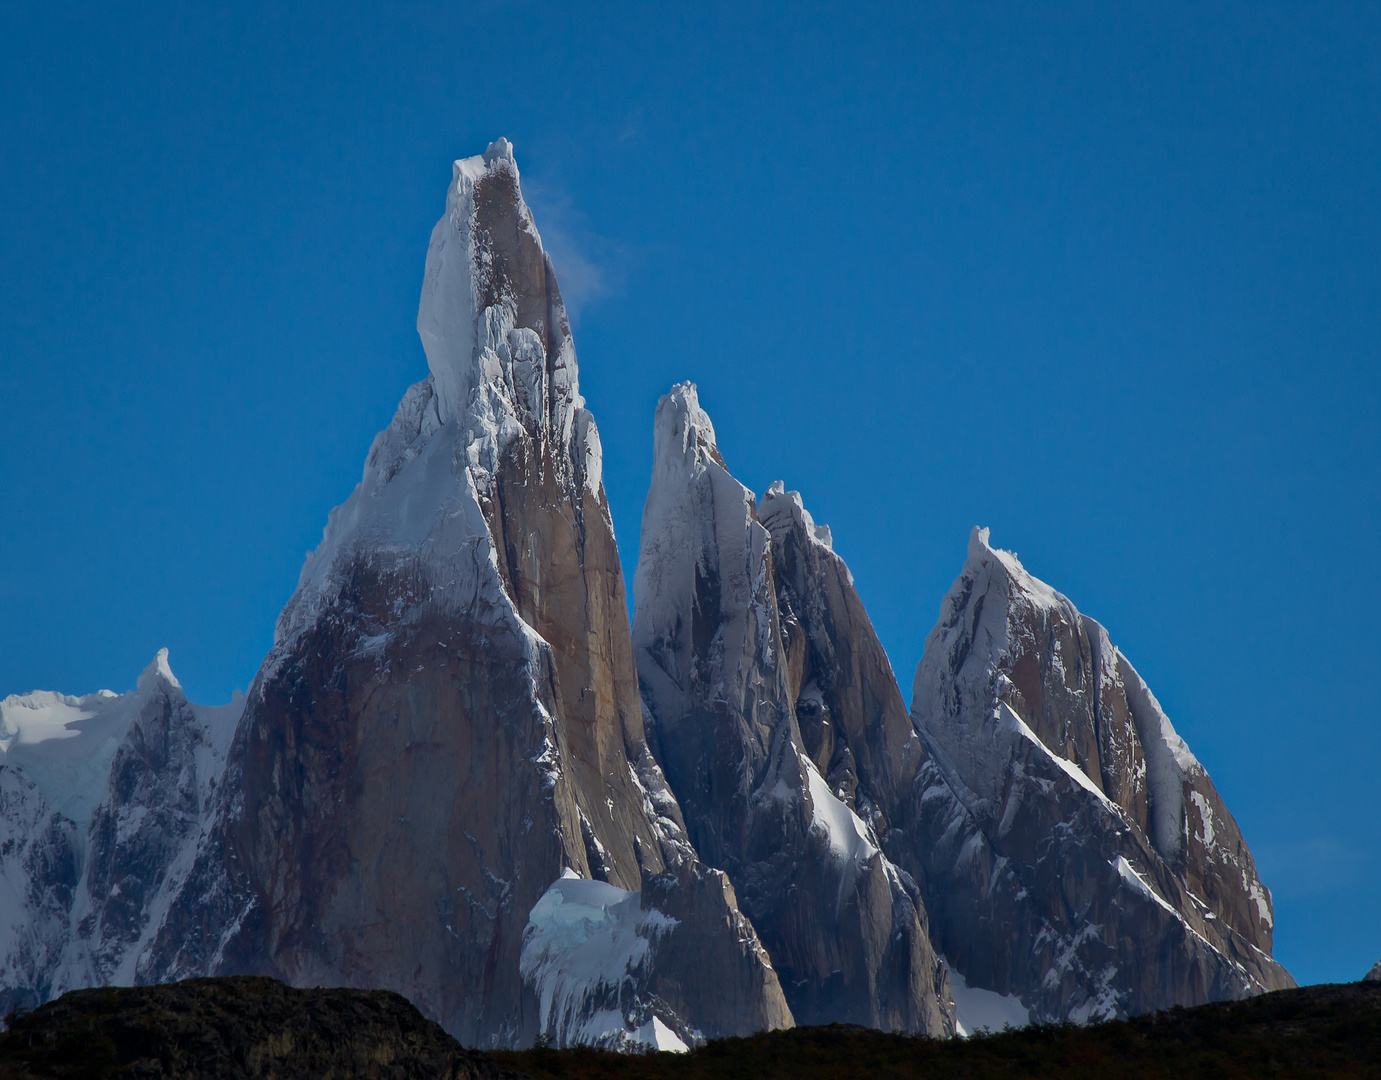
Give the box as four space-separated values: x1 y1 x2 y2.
632 1016 689 1053
945 961 1030 1035
803 755 877 867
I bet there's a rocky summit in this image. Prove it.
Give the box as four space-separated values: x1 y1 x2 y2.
632 384 951 1036
906 528 1294 1022
0 141 1297 1048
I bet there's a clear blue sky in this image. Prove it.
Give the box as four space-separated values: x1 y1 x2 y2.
2 1 1377 986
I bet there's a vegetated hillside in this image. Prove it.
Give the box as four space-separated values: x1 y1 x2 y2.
495 982 1381 1080
0 977 519 1080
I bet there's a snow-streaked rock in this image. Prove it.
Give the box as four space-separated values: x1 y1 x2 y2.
0 767 78 1014
0 652 242 1012
633 382 952 1035
905 527 1293 1022
139 145 789 1048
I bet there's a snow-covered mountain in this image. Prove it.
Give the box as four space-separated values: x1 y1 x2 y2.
905 527 1294 1020
0 141 1297 1045
0 651 242 1013
135 140 788 1049
632 384 952 1035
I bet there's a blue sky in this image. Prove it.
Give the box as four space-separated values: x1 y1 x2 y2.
1 1 1377 986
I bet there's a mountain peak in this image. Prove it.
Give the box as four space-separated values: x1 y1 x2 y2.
967 524 991 561
418 137 574 430
483 136 515 166
759 481 833 552
653 382 723 475
136 648 181 694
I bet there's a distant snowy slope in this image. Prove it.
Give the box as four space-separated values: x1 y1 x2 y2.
0 652 242 1013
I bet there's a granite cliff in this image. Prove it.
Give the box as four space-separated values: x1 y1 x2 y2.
631 385 951 1036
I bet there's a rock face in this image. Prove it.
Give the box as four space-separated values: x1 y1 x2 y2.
0 766 79 1016
0 976 518 1080
0 653 241 1016
1366 959 1381 983
138 142 788 1049
905 527 1294 1021
631 384 952 1036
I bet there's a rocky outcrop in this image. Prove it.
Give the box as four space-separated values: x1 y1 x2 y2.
632 383 952 1036
139 143 788 1049
904 527 1294 1022
1366 959 1381 983
0 976 518 1080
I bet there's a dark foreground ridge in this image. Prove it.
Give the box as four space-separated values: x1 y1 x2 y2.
0 977 520 1080
2 979 1379 1080
497 982 1381 1080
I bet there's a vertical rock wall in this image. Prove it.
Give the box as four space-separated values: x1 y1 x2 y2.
632 383 953 1036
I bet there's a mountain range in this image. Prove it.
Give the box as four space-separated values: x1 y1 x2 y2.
0 141 1293 1047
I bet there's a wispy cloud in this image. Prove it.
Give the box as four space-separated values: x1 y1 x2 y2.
521 178 623 325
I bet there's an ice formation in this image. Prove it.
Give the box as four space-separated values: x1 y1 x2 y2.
519 871 685 1050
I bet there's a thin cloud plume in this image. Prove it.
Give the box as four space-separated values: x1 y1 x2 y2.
521 178 622 325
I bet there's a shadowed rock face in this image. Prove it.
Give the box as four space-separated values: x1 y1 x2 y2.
0 768 79 1016
758 483 923 842
632 384 952 1036
905 527 1293 1022
78 668 223 986
140 144 789 1048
